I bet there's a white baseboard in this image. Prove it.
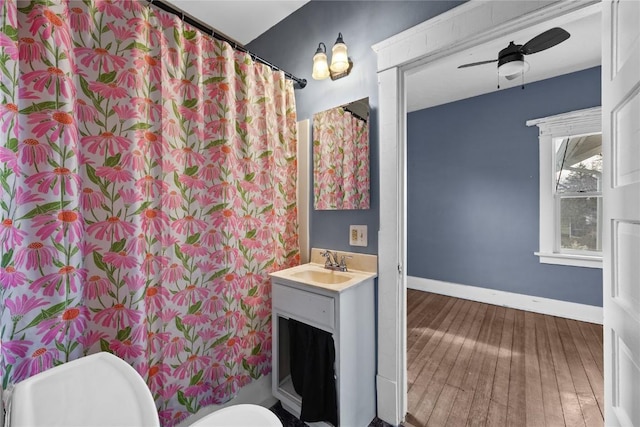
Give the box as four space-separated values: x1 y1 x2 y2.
407 276 603 325
177 374 276 427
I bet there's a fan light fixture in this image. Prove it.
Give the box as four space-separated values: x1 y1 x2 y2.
312 33 353 81
498 59 530 77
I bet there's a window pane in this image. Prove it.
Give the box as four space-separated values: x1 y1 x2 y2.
560 197 601 252
555 133 602 193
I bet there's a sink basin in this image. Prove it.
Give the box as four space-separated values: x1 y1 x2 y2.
290 269 351 284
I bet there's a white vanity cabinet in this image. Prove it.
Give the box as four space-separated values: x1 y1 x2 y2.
269 259 376 427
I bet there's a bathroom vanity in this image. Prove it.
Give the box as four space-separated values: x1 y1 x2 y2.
269 249 377 427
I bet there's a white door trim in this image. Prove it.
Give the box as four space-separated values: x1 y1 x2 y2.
372 1 600 424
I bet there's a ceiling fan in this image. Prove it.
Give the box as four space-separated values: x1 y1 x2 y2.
458 27 571 83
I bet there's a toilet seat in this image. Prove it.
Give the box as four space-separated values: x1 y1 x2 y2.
189 404 282 427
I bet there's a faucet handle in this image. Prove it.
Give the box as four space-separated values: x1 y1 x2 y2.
339 255 352 270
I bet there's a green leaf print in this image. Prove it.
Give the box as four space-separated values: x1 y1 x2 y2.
19 201 71 220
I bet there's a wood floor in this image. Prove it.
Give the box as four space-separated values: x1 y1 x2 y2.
405 290 603 427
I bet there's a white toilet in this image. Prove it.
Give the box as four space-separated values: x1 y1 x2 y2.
4 352 282 427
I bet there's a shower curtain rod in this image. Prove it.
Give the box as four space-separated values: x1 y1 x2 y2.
148 0 307 89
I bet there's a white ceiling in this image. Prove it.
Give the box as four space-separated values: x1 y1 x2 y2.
406 3 602 112
165 0 309 45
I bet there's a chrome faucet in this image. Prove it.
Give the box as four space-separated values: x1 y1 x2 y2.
321 250 350 272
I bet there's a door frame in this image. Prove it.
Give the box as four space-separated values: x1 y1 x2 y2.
372 1 600 424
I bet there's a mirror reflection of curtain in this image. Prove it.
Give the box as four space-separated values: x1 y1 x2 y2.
313 108 369 210
0 1 298 425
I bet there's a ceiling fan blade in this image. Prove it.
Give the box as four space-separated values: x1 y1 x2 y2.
521 27 570 55
457 59 498 69
504 73 521 81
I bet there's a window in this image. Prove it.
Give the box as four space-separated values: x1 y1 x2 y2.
527 107 602 268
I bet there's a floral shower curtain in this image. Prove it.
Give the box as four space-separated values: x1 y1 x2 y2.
0 0 298 425
313 106 369 210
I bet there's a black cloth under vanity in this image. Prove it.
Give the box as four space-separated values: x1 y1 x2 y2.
288 318 338 426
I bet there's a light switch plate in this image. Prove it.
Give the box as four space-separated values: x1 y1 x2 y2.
349 225 368 247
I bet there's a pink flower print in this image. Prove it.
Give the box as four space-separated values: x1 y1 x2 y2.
184 380 209 398
140 208 169 234
110 338 144 359
83 275 110 299
113 104 140 122
180 242 208 257
202 294 224 314
178 174 206 190
161 117 180 138
14 347 58 381
211 181 237 199
162 46 180 68
95 165 133 183
158 308 179 323
25 167 82 196
161 190 182 210
147 331 171 354
241 236 261 249
77 330 108 350
0 148 17 174
1 339 32 365
177 105 202 122
201 228 222 247
116 67 142 90
68 6 89 32
174 354 211 380
0 265 27 288
88 81 127 100
158 232 179 248
27 7 72 49
0 218 26 251
18 138 53 166
0 32 17 60
123 275 145 292
132 53 162 83
18 36 45 62
147 363 171 393
22 67 75 98
126 233 146 256
142 253 169 275
145 286 169 311
80 187 105 210
170 78 201 99
162 336 186 359
103 251 137 269
200 163 220 182
214 336 243 363
171 215 207 236
29 265 87 297
171 147 206 167
161 263 185 284
33 210 83 243
202 99 217 117
212 209 240 229
28 110 77 143
75 47 127 73
82 132 131 156
86 216 136 241
95 0 124 17
0 103 21 137
122 149 146 172
94 303 142 329
15 241 57 270
74 99 98 122
242 329 266 350
37 306 88 345
131 98 165 123
183 310 209 327
136 130 167 158
5 295 48 318
172 284 209 306
205 361 226 383
106 22 135 41
118 188 143 205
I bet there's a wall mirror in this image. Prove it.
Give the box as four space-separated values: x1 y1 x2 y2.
313 97 370 210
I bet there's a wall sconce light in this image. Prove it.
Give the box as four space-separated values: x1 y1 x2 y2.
312 33 353 81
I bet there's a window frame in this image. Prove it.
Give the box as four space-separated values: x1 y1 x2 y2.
527 106 602 269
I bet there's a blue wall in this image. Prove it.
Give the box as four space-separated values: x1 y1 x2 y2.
407 67 603 307
249 1 464 254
